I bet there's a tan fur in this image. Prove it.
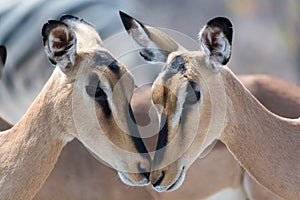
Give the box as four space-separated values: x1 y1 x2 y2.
0 73 70 199
243 173 283 200
239 75 300 118
29 75 296 200
221 70 300 199
1 75 291 200
0 97 243 200
2 15 297 199
33 85 243 200
151 53 300 199
0 17 150 199
119 14 298 199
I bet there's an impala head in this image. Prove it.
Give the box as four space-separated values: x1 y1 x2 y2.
121 12 232 191
0 45 7 79
42 15 150 186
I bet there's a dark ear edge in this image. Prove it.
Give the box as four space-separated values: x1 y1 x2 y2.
119 11 146 31
42 19 77 71
59 14 79 22
119 11 152 48
199 17 233 68
42 20 68 45
206 17 233 46
59 14 95 28
119 11 184 63
0 45 7 65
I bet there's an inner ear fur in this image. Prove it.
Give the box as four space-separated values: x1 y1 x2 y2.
119 11 184 63
42 20 76 73
199 17 233 71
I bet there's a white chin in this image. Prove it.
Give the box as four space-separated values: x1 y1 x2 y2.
117 171 149 186
153 171 186 192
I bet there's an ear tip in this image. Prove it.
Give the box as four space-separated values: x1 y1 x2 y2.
119 10 131 20
119 11 143 31
207 17 232 28
0 45 7 65
119 11 133 31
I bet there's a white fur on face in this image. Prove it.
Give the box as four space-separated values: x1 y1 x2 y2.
171 81 188 129
128 22 167 63
117 171 149 186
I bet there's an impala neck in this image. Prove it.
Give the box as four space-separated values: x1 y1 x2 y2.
0 69 71 200
220 69 300 200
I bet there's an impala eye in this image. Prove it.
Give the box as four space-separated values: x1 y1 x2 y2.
194 90 201 101
85 82 111 118
185 81 201 105
85 82 107 102
185 89 201 104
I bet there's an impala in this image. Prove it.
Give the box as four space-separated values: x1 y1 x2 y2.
0 15 150 199
120 12 299 199
1 82 284 200
0 18 285 200
0 43 287 200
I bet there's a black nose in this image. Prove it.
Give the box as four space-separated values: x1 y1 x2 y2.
152 171 165 187
138 163 150 180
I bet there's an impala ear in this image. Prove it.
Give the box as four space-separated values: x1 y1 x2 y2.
0 45 7 78
199 17 233 72
120 11 185 63
42 20 76 73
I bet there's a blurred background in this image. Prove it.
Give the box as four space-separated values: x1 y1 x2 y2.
0 0 299 122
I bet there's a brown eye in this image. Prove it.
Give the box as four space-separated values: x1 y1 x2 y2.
85 82 111 118
194 90 201 101
185 89 201 105
85 82 106 102
185 81 201 105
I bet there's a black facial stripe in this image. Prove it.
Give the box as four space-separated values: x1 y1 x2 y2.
188 80 196 89
153 114 168 167
127 103 151 160
167 166 185 191
97 96 111 118
93 84 111 118
167 55 186 73
86 81 112 119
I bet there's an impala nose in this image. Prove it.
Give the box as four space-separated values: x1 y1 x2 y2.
138 162 150 180
150 171 165 187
